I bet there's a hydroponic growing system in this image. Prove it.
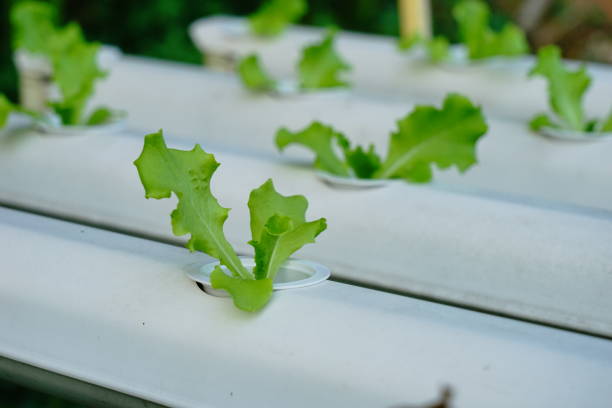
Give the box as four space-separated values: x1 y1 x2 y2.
1 1 612 407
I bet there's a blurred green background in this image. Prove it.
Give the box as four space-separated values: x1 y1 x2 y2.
0 0 610 406
0 0 548 102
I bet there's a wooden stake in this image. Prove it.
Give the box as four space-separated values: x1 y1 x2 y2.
398 0 432 39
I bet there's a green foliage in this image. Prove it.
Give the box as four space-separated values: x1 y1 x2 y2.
276 121 351 176
529 113 555 131
47 24 107 125
276 94 488 183
249 0 307 37
210 267 273 312
298 30 351 89
528 45 612 134
237 31 351 93
0 94 16 127
248 179 326 281
529 45 592 132
134 130 249 278
85 106 114 125
10 1 109 126
453 0 528 60
375 94 487 181
11 0 57 54
237 54 276 91
427 36 450 63
135 130 326 311
601 112 612 132
399 33 450 63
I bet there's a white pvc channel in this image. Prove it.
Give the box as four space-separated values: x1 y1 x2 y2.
2 207 612 407
89 55 612 213
1 126 612 337
189 16 612 123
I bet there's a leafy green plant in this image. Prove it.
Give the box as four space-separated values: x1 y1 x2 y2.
276 93 487 182
237 30 351 93
134 130 326 312
237 54 277 91
529 45 612 133
5 1 116 127
398 0 527 63
249 0 307 37
0 95 16 128
298 29 351 89
398 33 450 63
453 0 528 60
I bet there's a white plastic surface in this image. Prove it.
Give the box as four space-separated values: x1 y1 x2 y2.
539 127 612 142
1 127 612 336
89 56 612 212
316 171 393 189
2 207 612 407
189 16 612 122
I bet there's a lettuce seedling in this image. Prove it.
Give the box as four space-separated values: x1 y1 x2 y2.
529 45 612 133
10 1 115 127
276 94 487 182
0 95 16 128
11 0 57 54
134 130 326 312
398 33 450 63
237 30 351 93
237 54 277 91
453 0 528 60
298 30 351 89
249 0 307 37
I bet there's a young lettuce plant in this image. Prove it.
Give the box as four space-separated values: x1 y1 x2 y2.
237 30 351 93
276 93 488 182
134 130 326 312
249 0 307 37
9 1 116 127
529 45 612 133
398 33 450 63
453 0 528 60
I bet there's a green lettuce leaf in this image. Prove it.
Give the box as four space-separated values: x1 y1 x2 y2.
398 33 449 63
48 23 106 125
529 113 556 131
248 179 326 280
12 2 108 126
398 33 423 51
210 266 273 312
427 36 450 63
453 0 528 60
249 0 307 37
0 95 16 128
11 0 57 54
85 107 114 125
529 45 591 131
374 94 487 182
237 54 276 91
135 131 328 312
134 130 250 280
298 31 351 89
276 121 351 176
601 111 612 132
344 145 382 179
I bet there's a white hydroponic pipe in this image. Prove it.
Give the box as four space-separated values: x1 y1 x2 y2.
1 126 611 337
189 16 612 122
3 207 612 408
90 56 612 213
